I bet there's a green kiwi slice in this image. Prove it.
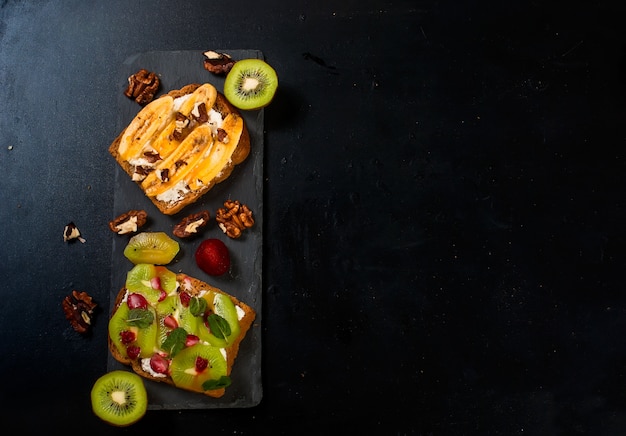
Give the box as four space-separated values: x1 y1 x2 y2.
91 370 147 427
109 302 158 359
156 295 199 347
123 232 180 265
196 291 241 348
224 58 278 110
169 344 228 392
125 263 177 304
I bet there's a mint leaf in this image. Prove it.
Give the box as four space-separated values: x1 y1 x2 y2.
189 296 207 317
202 376 231 391
207 314 231 339
126 308 154 328
161 327 187 357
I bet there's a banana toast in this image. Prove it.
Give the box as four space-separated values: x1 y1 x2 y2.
109 83 250 215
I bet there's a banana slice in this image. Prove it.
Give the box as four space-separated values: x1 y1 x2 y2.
188 113 245 191
118 96 175 161
143 84 219 162
144 124 215 197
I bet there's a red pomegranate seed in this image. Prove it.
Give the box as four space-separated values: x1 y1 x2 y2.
127 293 148 309
126 345 140 359
120 330 136 344
150 354 170 374
185 334 200 347
164 315 178 329
195 356 208 373
179 291 192 307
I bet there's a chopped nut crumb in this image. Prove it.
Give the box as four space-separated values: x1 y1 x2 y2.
64 222 86 243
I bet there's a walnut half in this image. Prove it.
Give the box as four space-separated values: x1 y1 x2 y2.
124 69 160 105
62 290 97 334
173 210 210 238
215 200 254 238
109 210 147 235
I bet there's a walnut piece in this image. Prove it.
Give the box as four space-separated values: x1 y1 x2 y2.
64 222 85 243
203 51 236 75
109 210 148 235
62 290 97 334
173 210 210 238
124 69 160 105
215 200 254 238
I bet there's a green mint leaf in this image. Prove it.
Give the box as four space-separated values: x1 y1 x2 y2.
189 296 207 317
161 327 187 357
126 308 154 328
207 313 231 339
202 376 231 391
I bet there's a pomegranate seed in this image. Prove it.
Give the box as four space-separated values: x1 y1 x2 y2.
150 276 162 290
150 354 170 374
195 356 208 373
185 334 200 347
158 289 167 302
120 330 136 344
164 315 178 329
127 293 148 309
126 345 140 359
179 291 192 307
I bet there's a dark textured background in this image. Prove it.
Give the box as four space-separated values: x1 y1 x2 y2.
2 0 626 434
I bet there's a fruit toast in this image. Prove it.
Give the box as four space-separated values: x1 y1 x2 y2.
108 264 256 398
109 83 251 215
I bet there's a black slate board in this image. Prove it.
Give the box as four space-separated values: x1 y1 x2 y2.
106 50 263 409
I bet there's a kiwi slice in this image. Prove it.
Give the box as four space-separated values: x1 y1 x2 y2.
91 370 147 427
125 264 177 304
123 232 180 265
196 291 241 348
169 344 228 392
224 58 278 110
156 295 199 347
109 302 158 359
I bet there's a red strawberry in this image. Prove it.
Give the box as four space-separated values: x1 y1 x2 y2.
195 238 230 276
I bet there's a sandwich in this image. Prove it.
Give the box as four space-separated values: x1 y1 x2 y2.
108 264 256 398
109 83 250 215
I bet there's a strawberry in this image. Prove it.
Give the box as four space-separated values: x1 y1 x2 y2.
195 238 230 276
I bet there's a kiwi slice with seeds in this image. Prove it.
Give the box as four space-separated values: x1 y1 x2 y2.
224 58 278 110
91 370 147 427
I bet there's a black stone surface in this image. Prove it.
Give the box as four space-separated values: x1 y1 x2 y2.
2 0 626 434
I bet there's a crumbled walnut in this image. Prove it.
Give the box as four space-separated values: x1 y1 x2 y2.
124 69 160 105
203 51 236 74
62 290 97 334
173 210 210 238
64 222 85 243
172 112 191 141
109 210 148 235
215 200 254 238
216 128 229 143
191 102 209 124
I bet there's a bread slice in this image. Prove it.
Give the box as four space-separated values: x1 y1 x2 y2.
108 270 256 398
109 83 251 215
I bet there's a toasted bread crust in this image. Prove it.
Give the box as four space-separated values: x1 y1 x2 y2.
109 83 251 215
108 272 256 398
